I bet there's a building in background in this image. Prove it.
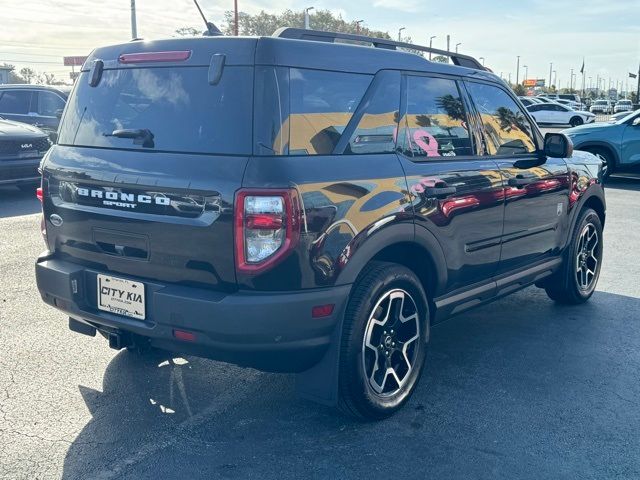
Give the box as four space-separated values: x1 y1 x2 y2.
0 66 12 84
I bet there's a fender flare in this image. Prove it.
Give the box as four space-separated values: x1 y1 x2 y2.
564 184 606 249
335 221 448 296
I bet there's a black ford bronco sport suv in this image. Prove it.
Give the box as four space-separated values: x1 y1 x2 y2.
35 28 605 419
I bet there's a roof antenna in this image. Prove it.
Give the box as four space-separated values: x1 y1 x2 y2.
193 0 223 36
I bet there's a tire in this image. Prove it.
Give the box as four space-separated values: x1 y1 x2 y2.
544 208 603 304
583 147 614 180
569 116 583 127
338 261 429 420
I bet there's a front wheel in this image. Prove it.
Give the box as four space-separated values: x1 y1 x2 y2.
544 208 603 304
569 116 584 127
338 261 429 420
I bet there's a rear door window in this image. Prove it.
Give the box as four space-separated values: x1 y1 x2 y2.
347 71 401 155
36 91 66 117
465 82 537 156
289 69 371 155
0 90 32 114
399 75 473 159
58 66 253 155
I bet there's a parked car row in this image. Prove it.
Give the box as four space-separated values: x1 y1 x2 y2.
563 109 640 179
0 85 69 188
518 96 595 127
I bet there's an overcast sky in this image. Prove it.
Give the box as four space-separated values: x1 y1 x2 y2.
1 0 639 90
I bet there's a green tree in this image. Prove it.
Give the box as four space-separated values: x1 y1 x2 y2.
512 84 526 96
431 55 448 63
174 27 200 37
221 9 391 39
19 67 36 84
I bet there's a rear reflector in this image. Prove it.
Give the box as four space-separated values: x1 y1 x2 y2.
173 329 196 342
36 187 43 202
312 304 335 318
119 50 191 64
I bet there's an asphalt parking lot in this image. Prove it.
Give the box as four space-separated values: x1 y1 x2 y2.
1 173 639 480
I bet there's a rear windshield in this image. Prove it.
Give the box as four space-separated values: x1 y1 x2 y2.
58 66 252 155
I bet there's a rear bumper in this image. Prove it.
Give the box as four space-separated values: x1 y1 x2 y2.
0 157 41 185
35 255 351 372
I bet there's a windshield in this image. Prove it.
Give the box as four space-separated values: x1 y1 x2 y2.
594 100 608 105
58 66 253 155
614 110 640 124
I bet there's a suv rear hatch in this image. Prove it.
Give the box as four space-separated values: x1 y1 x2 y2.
42 38 257 291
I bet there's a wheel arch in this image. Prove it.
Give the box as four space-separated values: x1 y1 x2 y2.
575 141 620 167
336 223 448 308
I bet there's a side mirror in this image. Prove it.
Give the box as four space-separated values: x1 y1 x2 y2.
632 117 640 127
544 132 573 158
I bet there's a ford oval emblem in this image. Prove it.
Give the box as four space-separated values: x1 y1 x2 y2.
49 214 63 227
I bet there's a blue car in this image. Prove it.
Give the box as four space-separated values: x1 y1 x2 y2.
563 109 640 178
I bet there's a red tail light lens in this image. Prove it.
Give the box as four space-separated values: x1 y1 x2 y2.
36 187 43 202
118 50 191 64
235 189 301 274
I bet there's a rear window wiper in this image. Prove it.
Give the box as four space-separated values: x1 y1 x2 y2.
104 128 154 148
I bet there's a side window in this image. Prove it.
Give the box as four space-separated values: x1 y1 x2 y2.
466 82 537 156
37 91 65 117
0 90 31 114
399 76 473 159
289 69 371 155
347 71 400 155
527 104 542 112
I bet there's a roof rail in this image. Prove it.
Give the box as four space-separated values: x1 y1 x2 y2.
272 28 487 71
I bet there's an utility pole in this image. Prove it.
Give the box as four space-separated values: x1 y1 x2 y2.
130 0 137 39
428 35 436 60
234 0 239 35
549 62 553 91
516 55 520 86
304 6 314 30
570 69 574 91
636 63 639 104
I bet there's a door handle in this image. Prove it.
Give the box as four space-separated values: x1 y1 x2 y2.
424 185 457 197
508 176 535 187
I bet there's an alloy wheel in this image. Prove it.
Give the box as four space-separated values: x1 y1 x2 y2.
575 223 599 291
362 289 420 397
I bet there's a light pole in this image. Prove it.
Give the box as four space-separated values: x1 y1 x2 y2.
446 34 450 52
428 35 436 60
523 65 528 83
516 55 520 86
398 27 405 42
570 69 574 91
304 6 314 29
130 0 137 39
355 19 364 34
479 57 485 66
553 70 557 90
549 62 553 91
455 42 461 53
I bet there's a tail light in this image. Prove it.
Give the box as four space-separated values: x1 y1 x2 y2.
235 189 301 274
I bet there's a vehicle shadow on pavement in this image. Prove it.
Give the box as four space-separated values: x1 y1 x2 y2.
0 186 40 218
62 287 640 480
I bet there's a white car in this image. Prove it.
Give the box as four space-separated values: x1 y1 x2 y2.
614 99 633 113
590 100 613 114
526 102 596 127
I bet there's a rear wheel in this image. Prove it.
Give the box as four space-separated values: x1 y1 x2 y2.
544 208 603 304
338 261 429 420
569 116 583 127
